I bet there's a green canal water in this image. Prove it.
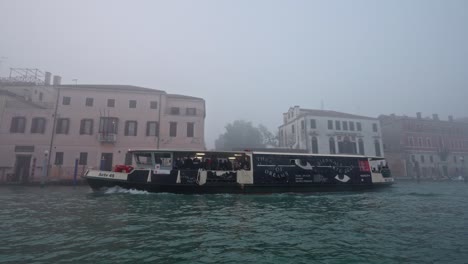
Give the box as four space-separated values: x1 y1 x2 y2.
1 182 467 264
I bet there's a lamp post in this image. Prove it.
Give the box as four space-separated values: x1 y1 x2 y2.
42 150 48 187
460 156 466 182
73 157 79 187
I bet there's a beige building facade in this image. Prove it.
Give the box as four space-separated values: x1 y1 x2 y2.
0 82 205 183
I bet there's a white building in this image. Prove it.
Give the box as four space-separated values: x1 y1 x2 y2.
278 106 384 157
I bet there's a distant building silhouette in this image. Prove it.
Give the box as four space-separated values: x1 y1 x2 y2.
379 113 468 179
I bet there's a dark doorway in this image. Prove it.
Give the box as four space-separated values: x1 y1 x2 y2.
14 155 32 183
442 165 448 177
100 153 113 171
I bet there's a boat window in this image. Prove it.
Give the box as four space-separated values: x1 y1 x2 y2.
173 152 250 171
135 153 153 166
154 152 172 170
370 159 388 173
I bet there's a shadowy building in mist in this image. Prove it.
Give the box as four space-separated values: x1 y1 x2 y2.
379 113 468 180
278 106 384 157
0 69 205 184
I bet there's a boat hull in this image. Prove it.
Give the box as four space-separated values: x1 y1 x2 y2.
85 177 393 194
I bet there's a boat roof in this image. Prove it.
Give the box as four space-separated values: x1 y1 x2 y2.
127 149 385 159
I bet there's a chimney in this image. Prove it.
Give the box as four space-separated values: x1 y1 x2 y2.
432 114 439 121
44 72 52 86
416 112 422 119
448 115 453 122
52 75 61 86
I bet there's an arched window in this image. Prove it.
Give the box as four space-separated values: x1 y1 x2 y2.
338 136 357 154
329 137 336 154
312 137 318 154
375 140 382 156
358 138 365 155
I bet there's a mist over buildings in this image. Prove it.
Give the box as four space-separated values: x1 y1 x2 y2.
1 0 467 148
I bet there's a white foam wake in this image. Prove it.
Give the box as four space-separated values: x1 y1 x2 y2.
103 186 150 195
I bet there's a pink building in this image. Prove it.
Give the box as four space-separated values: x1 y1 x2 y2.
0 81 205 183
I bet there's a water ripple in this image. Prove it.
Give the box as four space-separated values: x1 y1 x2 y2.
1 183 467 263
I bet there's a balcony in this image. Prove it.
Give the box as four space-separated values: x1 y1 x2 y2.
98 133 117 143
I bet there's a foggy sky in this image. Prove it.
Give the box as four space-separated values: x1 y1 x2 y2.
1 0 467 149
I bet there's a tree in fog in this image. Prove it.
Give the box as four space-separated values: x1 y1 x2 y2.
215 120 277 150
258 124 278 147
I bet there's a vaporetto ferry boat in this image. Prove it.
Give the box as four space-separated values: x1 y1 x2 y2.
83 149 394 193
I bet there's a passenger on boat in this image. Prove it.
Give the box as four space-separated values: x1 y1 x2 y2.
184 157 193 169
174 157 184 170
203 158 211 170
212 158 218 171
155 156 162 165
193 157 201 169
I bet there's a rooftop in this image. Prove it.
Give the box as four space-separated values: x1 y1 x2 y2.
58 84 165 94
298 108 377 120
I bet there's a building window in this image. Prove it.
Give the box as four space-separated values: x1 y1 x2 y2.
125 121 138 136
187 122 194 137
55 152 64 165
129 100 137 108
150 101 158 109
335 120 341 130
338 136 357 154
426 138 431 147
349 122 355 131
56 118 70 134
420 155 425 163
99 117 118 134
146 122 159 137
328 120 333 130
311 137 318 153
430 155 434 163
39 92 43 101
10 117 26 133
418 137 423 146
31 117 46 134
329 137 336 154
454 156 457 163
85 97 94 107
310 119 316 129
79 152 88 165
80 119 93 135
408 137 413 146
342 121 348 131
301 120 304 130
372 123 378 132
170 122 177 137
292 125 295 134
107 99 115 107
357 122 362 131
374 140 381 156
62 96 71 105
186 108 196 116
170 107 180 115
358 138 365 155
